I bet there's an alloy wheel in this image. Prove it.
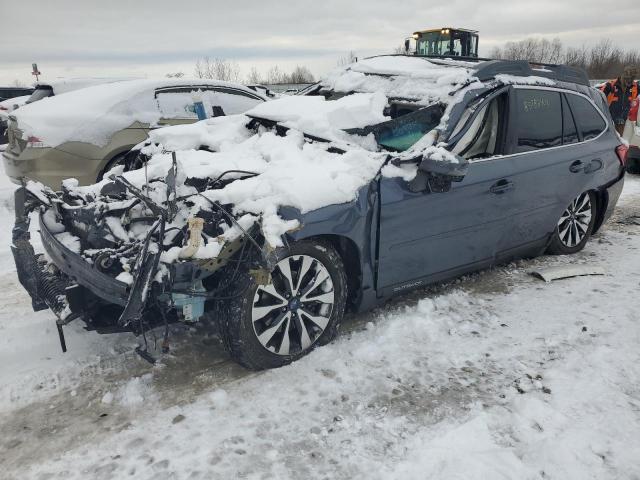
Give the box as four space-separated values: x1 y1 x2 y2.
251 255 335 356
557 192 592 248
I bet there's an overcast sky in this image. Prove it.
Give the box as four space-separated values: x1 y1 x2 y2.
1 0 638 86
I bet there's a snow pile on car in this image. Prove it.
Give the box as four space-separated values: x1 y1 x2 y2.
321 56 482 105
10 79 258 149
61 97 389 253
44 56 562 267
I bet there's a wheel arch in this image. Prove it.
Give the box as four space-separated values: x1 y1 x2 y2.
96 145 137 181
301 234 363 313
591 187 608 235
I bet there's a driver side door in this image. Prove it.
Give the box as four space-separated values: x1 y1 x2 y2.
376 91 515 294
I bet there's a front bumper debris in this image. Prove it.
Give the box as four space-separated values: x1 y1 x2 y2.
10 176 273 358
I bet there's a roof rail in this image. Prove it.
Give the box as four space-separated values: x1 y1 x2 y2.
361 55 591 86
473 60 590 86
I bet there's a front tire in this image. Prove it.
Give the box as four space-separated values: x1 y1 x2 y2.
219 239 347 370
547 191 596 255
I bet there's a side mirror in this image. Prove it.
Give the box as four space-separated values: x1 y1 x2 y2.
418 156 468 181
410 155 469 193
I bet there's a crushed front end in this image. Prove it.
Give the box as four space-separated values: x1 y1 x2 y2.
11 160 275 361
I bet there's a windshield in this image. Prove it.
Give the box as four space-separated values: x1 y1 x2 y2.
347 104 444 152
25 86 54 104
417 31 478 57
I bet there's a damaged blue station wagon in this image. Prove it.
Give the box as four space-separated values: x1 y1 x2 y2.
11 55 626 370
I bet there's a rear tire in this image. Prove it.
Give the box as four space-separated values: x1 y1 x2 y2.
547 191 596 255
96 150 143 182
218 239 347 370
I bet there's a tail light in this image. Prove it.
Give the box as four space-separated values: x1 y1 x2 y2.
26 135 47 148
616 144 628 166
630 99 639 122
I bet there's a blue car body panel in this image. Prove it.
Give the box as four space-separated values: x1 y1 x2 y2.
282 84 625 313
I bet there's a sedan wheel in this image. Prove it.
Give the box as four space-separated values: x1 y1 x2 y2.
547 191 597 255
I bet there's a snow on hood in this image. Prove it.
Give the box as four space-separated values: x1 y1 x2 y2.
11 79 259 149
71 114 387 248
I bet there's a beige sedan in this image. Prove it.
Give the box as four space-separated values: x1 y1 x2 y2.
3 79 266 188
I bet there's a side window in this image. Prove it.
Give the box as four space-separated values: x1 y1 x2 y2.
156 89 200 120
561 94 579 145
214 89 263 115
452 93 506 160
566 94 607 141
513 89 562 153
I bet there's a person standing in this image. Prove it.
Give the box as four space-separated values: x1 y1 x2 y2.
600 66 639 135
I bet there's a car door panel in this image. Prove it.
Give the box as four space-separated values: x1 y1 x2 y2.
376 158 515 291
504 88 613 248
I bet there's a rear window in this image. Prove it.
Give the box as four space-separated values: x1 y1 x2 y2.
566 94 606 141
561 94 579 145
25 86 54 104
513 89 562 153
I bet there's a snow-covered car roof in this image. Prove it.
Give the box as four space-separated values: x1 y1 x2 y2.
320 56 480 105
12 79 267 148
35 77 141 95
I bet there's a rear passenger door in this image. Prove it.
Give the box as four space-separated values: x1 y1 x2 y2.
503 87 608 250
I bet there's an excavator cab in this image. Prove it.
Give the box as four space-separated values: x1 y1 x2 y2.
405 28 479 58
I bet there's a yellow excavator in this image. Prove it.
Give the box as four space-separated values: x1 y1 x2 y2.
404 28 479 58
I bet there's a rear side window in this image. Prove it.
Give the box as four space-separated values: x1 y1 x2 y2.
566 94 606 141
215 90 263 115
513 89 562 153
561 94 579 145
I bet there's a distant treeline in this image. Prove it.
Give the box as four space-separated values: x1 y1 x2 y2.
490 38 640 79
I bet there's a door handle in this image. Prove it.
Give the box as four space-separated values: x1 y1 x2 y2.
569 160 584 173
490 179 514 195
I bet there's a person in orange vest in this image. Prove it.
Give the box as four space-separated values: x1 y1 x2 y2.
600 66 638 135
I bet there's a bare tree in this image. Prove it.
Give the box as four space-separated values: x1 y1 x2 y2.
11 79 27 87
490 37 639 79
289 65 315 83
246 67 263 84
337 51 358 67
266 66 285 84
194 57 241 83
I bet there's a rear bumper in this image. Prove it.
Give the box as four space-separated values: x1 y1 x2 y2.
2 147 99 189
601 174 624 226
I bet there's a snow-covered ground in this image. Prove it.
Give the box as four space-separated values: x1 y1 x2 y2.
1 167 640 480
